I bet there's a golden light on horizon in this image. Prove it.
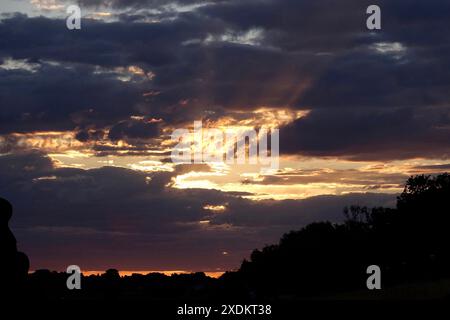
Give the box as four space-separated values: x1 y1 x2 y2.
77 270 225 278
203 204 227 212
128 160 174 172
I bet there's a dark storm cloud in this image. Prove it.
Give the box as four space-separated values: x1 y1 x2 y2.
412 164 450 171
0 61 148 134
108 119 161 141
1 0 450 159
281 106 450 160
299 48 450 109
0 12 222 67
77 0 220 9
242 168 408 187
2 151 395 270
201 0 450 51
199 0 372 52
0 150 55 185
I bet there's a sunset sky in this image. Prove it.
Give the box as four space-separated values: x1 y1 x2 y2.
1 0 450 275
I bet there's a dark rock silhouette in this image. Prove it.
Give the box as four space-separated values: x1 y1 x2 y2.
0 197 29 294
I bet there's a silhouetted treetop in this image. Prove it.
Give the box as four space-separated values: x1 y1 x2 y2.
236 173 450 298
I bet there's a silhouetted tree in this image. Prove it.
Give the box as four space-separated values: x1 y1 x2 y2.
235 173 450 298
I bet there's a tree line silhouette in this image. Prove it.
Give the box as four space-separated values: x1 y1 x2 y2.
2 173 450 300
234 173 450 298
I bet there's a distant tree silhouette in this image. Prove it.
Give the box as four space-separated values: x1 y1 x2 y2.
103 268 121 280
236 173 450 298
